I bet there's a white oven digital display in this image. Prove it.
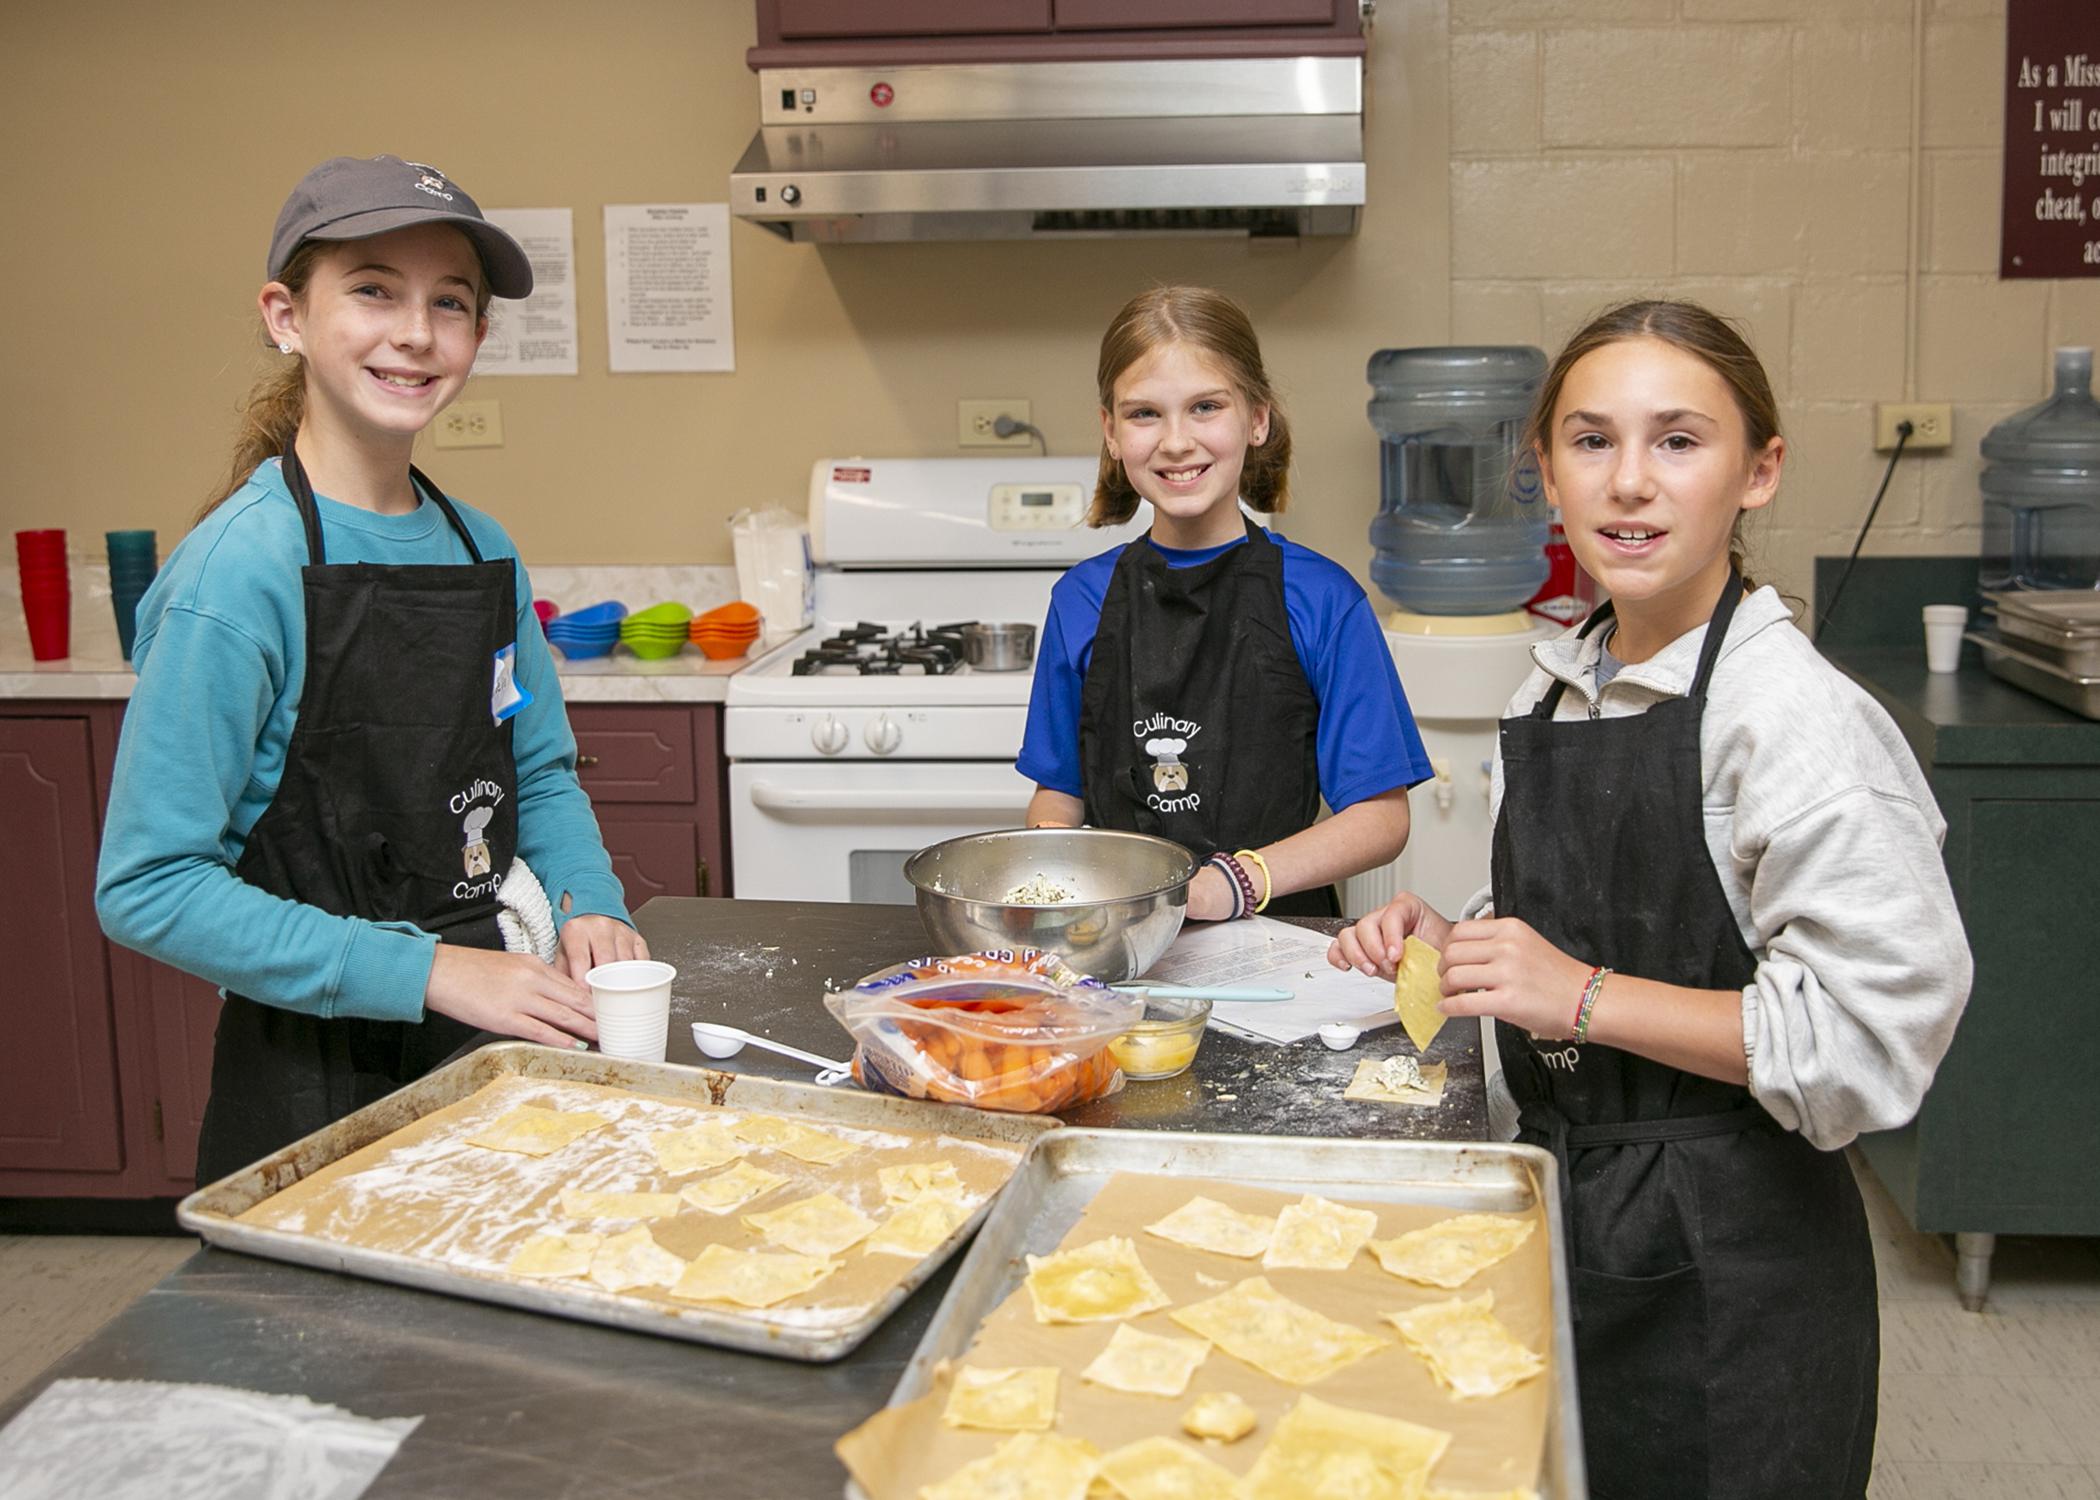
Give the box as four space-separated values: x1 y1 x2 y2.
987 482 1084 531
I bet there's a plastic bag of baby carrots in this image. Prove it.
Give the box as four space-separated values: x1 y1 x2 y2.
825 950 1142 1114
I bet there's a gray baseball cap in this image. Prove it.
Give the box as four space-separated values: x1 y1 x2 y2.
266 155 533 299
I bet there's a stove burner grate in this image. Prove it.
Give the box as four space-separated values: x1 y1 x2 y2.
791 621 975 676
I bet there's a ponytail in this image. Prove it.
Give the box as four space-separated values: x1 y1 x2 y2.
198 240 328 524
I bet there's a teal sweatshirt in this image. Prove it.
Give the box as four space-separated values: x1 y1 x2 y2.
94 458 630 1023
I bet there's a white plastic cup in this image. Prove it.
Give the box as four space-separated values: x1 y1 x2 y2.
1923 604 1968 674
586 959 676 1062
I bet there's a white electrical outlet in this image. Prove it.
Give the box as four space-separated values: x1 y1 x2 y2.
1873 403 1952 452
434 398 504 450
958 399 1033 448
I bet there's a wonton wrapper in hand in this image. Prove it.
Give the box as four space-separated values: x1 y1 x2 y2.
507 1232 602 1279
1368 1213 1536 1290
1263 1194 1380 1271
465 1105 611 1157
1095 1436 1238 1500
647 1123 746 1174
743 1191 879 1257
558 1188 682 1221
678 1160 786 1214
731 1114 859 1165
919 1432 1101 1500
1393 935 1448 1054
668 1243 837 1308
1080 1322 1211 1397
866 1193 974 1259
940 1364 1060 1432
1239 1393 1452 1500
588 1226 686 1292
1168 1276 1386 1386
879 1161 965 1205
1025 1236 1172 1324
1386 1291 1546 1399
1181 1391 1258 1443
1145 1195 1276 1259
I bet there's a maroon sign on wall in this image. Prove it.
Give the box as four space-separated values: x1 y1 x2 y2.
2002 0 2100 277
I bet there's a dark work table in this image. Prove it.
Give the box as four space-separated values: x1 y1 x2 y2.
1 898 1484 1498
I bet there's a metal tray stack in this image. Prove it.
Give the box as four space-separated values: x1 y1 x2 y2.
1975 591 2100 718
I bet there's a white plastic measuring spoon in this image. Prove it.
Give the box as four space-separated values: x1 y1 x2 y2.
691 1022 853 1086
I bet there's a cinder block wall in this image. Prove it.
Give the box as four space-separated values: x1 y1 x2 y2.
1447 0 2096 602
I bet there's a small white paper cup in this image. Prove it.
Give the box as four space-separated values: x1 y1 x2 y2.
586 959 676 1062
1922 604 1968 673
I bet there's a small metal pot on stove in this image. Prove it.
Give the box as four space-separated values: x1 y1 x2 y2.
962 622 1036 672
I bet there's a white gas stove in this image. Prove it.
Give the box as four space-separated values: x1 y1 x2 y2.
726 457 1148 903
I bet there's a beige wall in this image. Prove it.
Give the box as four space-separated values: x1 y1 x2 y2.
2 0 2087 603
0 0 1447 582
1450 0 2096 600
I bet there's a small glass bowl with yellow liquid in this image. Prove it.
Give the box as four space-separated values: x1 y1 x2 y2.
1107 995 1211 1081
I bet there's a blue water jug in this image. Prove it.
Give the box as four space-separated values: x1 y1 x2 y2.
1367 346 1550 616
1980 346 2100 592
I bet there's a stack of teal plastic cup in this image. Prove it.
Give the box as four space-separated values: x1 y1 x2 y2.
106 530 158 661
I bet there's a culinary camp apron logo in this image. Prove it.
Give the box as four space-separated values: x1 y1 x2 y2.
1134 711 1201 812
450 779 506 899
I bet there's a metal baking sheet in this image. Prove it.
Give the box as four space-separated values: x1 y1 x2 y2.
1991 608 2100 676
847 1127 1585 1499
1971 630 2100 719
176 1042 1060 1362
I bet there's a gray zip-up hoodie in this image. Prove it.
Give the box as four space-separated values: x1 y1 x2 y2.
1470 585 1971 1151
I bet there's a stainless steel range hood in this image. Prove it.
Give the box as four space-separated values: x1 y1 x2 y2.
729 58 1364 243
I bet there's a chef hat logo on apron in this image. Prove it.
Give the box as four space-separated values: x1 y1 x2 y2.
1146 737 1190 792
461 804 496 877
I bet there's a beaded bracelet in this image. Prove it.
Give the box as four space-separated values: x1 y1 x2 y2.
1232 848 1274 913
1573 965 1612 1042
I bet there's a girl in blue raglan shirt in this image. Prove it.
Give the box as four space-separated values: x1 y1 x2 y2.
96 155 644 1182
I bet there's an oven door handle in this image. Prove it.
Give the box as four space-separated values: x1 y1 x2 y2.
747 781 1028 815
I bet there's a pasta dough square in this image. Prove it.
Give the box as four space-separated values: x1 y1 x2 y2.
865 1193 974 1259
465 1105 610 1157
1181 1391 1257 1444
557 1188 682 1221
1263 1194 1380 1271
1168 1277 1386 1386
1386 1291 1545 1399
587 1226 686 1293
742 1191 878 1257
678 1160 786 1214
668 1243 837 1308
1080 1323 1211 1398
1367 1213 1536 1290
878 1161 965 1205
920 1433 1100 1500
1145 1195 1276 1259
1095 1436 1238 1500
1024 1236 1172 1324
730 1114 859 1165
939 1365 1060 1432
1393 935 1448 1054
1239 1394 1452 1500
506 1232 602 1279
1343 1057 1450 1107
646 1123 746 1175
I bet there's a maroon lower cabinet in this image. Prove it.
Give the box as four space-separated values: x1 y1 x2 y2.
569 703 730 907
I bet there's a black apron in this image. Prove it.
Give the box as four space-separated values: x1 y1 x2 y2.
194 448 520 1185
1078 521 1338 917
1492 576 1877 1500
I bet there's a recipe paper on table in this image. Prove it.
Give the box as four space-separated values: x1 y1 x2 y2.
1150 916 1397 1045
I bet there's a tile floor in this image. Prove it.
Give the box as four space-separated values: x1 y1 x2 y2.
2 1154 2095 1494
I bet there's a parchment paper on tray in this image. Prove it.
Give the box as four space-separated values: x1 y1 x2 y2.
229 1074 1028 1342
836 1172 1551 1497
0 1378 418 1500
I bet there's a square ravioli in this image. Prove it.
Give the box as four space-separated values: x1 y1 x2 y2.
742 1191 878 1257
678 1160 786 1214
865 1193 974 1259
940 1365 1059 1432
1024 1236 1172 1324
646 1123 747 1174
1385 1291 1545 1399
1145 1195 1276 1259
878 1160 965 1205
1168 1276 1386 1386
464 1105 610 1157
1239 1394 1451 1500
1080 1323 1211 1397
1367 1213 1535 1290
506 1232 602 1279
1095 1436 1238 1500
920 1433 1100 1500
730 1113 859 1165
668 1243 836 1308
1263 1194 1380 1271
587 1226 686 1293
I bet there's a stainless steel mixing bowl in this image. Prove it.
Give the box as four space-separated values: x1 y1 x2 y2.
903 828 1197 983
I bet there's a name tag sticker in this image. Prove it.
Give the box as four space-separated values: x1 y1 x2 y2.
492 642 532 724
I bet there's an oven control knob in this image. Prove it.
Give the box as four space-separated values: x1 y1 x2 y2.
865 713 902 756
811 715 849 755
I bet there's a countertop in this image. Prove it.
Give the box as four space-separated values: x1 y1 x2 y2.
0 898 1485 1498
1825 647 2100 767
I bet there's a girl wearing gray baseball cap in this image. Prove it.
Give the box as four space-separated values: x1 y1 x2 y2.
96 155 644 1185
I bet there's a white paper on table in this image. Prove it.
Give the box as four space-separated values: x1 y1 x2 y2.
1147 916 1397 1045
603 203 735 373
477 208 578 376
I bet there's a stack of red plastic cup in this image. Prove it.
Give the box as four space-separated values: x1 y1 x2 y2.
15 529 70 661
